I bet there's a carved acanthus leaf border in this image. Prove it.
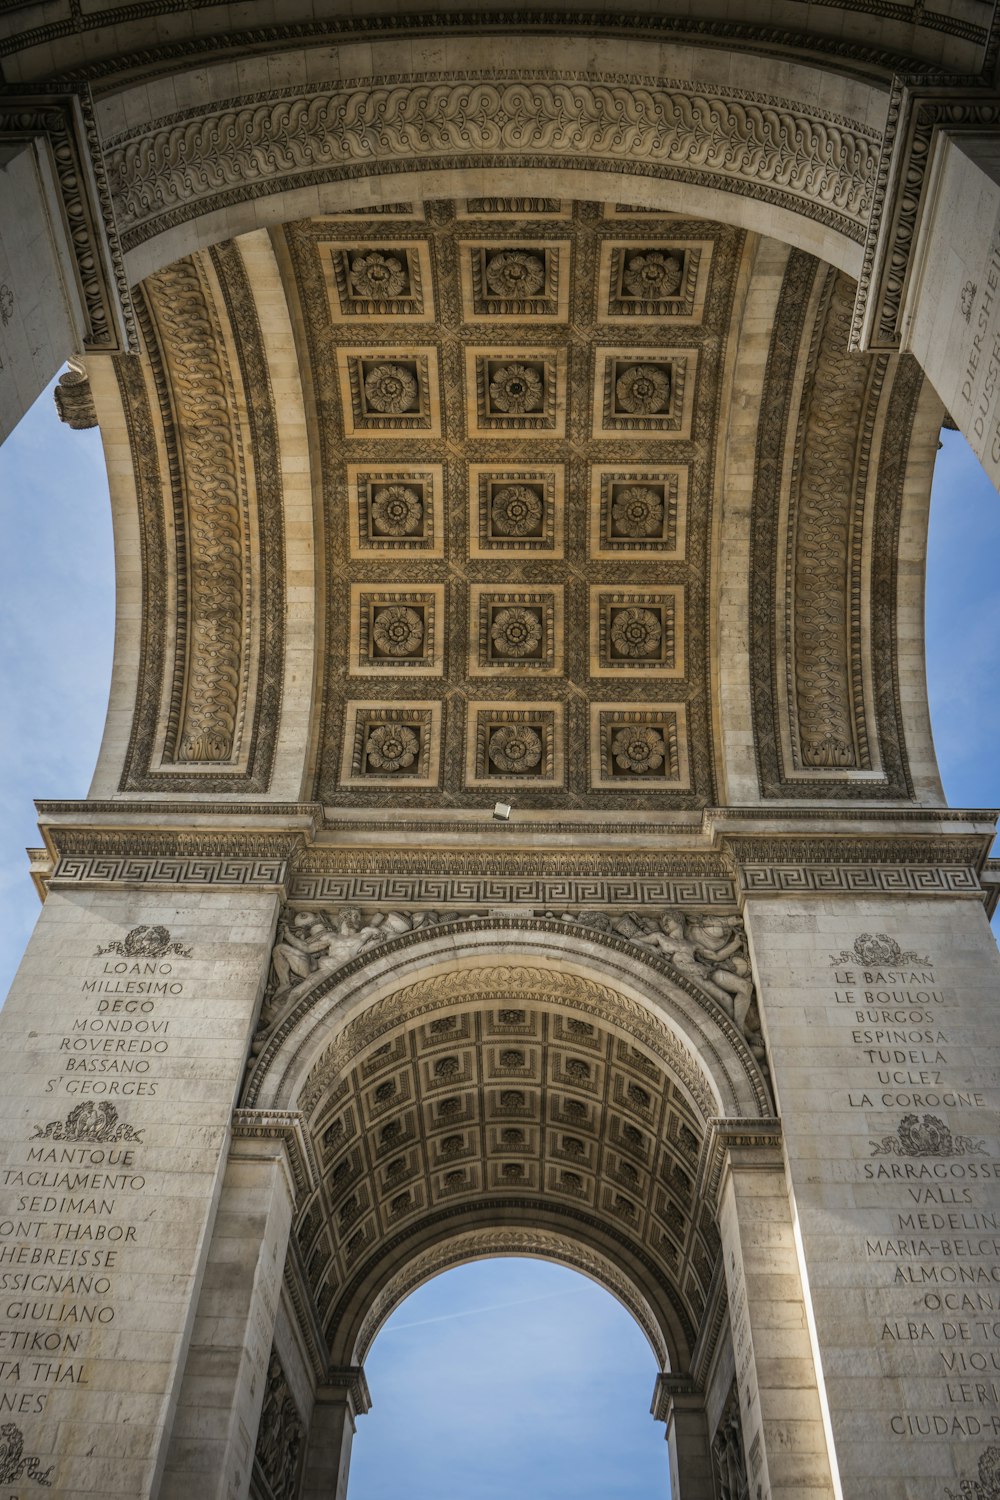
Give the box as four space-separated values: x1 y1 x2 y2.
118 238 284 791
750 249 918 799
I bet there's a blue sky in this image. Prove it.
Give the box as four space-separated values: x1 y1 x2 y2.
350 1258 666 1500
0 386 997 1498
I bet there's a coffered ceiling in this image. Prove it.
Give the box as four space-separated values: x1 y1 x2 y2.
100 194 941 811
298 992 715 1363
280 198 744 810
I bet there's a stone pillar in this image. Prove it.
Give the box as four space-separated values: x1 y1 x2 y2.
743 893 1000 1499
0 883 278 1496
0 98 130 442
158 1115 312 1500
711 1121 839 1500
901 127 1000 486
301 1366 371 1500
651 1374 715 1499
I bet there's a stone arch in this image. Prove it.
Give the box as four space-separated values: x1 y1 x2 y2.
348 1226 670 1369
243 917 771 1385
103 33 883 294
245 916 771 1121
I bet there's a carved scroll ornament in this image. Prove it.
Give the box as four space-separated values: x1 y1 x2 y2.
106 78 879 251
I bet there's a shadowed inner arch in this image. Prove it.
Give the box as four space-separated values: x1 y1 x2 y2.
289 978 732 1375
348 1255 668 1500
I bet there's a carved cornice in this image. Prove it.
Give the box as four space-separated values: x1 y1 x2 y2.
230 1108 319 1200
698 1117 783 1208
322 1366 372 1418
0 89 134 353
651 1371 704 1423
706 805 1000 825
104 72 878 256
4 9 978 83
981 857 1000 919
35 800 323 820
28 806 997 903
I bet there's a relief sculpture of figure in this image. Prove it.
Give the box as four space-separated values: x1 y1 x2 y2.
548 908 765 1060
684 914 756 1037
712 1406 749 1500
628 912 745 1016
251 908 471 1058
269 908 386 1004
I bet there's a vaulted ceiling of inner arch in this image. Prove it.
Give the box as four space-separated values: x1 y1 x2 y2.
295 993 718 1362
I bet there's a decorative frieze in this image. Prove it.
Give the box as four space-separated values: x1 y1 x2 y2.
104 77 879 254
288 872 738 908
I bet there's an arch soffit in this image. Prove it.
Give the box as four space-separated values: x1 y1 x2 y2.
96 34 888 287
347 1227 672 1371
245 918 771 1122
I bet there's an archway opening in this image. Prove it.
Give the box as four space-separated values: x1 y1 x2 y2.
350 1257 667 1500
